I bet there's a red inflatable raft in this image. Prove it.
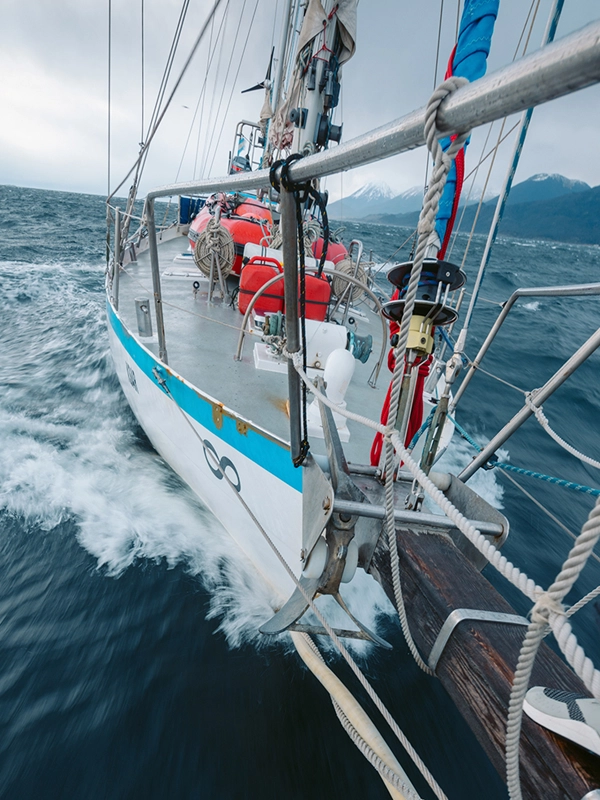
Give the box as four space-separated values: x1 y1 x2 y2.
189 194 273 276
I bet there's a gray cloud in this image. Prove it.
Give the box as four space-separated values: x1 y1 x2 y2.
1 0 599 199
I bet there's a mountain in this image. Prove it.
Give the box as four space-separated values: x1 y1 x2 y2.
326 182 395 219
328 182 495 221
327 183 423 219
507 173 590 205
357 174 599 245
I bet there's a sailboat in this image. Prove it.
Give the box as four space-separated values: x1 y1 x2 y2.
105 1 600 797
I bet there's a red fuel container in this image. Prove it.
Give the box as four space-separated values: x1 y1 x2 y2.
238 256 285 315
303 273 331 321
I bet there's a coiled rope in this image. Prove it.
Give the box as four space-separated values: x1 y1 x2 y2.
193 217 235 278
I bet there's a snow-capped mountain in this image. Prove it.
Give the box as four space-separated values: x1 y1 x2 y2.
351 182 395 201
328 183 423 219
506 173 590 205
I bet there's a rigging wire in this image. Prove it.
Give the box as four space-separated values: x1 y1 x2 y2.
146 0 191 140
200 13 229 177
447 122 495 259
448 0 541 266
133 0 192 194
107 0 112 198
199 3 231 179
207 0 261 176
194 11 216 180
447 119 521 258
141 0 145 145
174 8 228 184
204 0 251 177
423 0 446 194
107 0 224 202
454 0 462 41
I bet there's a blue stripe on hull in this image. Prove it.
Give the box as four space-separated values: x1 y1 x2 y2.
107 300 302 491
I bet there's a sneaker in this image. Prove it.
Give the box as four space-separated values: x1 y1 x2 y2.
523 687 600 756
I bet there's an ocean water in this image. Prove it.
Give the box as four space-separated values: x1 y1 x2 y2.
1 184 599 799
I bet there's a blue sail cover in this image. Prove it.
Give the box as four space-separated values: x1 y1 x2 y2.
435 0 500 251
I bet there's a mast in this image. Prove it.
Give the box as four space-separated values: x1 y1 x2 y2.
271 0 295 116
267 0 357 162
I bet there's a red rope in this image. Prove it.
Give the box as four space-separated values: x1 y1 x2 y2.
370 351 433 467
437 44 465 260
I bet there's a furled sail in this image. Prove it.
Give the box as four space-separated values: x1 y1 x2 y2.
297 0 357 65
268 0 357 160
435 0 499 257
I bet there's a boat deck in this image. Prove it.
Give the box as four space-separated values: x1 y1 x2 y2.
115 230 389 464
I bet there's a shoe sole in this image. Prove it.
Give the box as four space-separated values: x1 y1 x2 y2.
523 698 600 756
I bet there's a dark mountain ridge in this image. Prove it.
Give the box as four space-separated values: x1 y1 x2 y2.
340 174 599 245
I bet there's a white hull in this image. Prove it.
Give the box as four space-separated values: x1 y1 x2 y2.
106 299 302 604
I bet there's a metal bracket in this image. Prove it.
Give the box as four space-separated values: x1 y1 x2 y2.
428 608 529 671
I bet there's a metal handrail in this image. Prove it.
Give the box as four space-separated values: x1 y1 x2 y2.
144 18 600 368
458 325 600 481
451 283 600 410
145 20 600 202
234 267 388 385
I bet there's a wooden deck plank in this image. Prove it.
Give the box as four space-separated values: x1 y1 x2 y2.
370 529 600 799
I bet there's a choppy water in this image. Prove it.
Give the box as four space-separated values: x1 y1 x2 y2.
1 184 599 799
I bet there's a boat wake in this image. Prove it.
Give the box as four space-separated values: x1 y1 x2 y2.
1 257 396 650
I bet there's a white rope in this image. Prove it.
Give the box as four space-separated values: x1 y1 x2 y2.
505 496 600 800
525 393 600 470
289 352 600 677
382 76 471 675
566 583 600 617
293 632 424 800
287 352 384 433
388 431 542 602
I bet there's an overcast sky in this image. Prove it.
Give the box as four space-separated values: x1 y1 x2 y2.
1 0 599 201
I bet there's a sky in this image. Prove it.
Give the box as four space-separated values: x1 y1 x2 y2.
1 0 599 201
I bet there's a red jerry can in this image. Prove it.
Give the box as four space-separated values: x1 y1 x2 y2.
238 256 285 315
303 272 331 321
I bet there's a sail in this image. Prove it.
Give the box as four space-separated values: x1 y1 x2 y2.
268 0 357 159
297 0 357 65
435 0 499 258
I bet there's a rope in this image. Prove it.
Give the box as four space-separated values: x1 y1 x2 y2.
449 413 600 497
567 583 600 617
289 329 600 798
293 633 423 800
498 468 600 568
193 218 235 278
505 497 600 799
293 345 600 702
383 76 471 676
495 464 600 497
525 393 600 471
